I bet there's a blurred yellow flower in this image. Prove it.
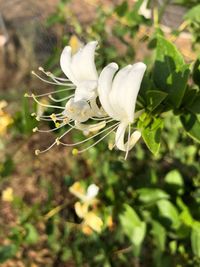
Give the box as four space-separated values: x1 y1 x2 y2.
0 101 13 136
69 182 103 234
2 187 14 202
84 211 103 233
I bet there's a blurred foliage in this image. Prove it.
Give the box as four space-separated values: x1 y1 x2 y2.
0 0 200 266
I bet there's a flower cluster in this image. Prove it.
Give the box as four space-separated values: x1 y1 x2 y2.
69 182 103 234
26 41 146 158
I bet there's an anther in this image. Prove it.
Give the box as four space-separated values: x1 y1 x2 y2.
50 113 57 122
36 116 40 121
24 93 31 97
33 127 38 132
72 148 79 156
38 66 44 71
31 113 36 117
35 150 40 156
56 138 60 145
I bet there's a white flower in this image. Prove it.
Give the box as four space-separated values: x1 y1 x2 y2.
26 41 106 155
60 40 98 102
98 62 146 157
69 182 103 233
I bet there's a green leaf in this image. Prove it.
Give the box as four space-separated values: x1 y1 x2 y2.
157 199 180 229
24 223 39 244
180 113 200 143
146 90 168 111
187 95 200 114
184 4 200 22
120 204 146 256
153 35 189 108
137 188 169 203
164 170 184 195
115 1 128 17
154 35 185 71
191 222 200 257
167 68 190 108
142 117 163 155
151 220 166 252
192 58 200 87
0 244 18 263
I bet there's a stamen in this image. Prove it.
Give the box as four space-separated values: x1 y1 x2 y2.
49 94 74 102
31 71 73 86
34 126 74 155
34 123 68 133
124 123 131 160
76 124 120 154
59 122 119 147
31 94 65 110
38 66 70 82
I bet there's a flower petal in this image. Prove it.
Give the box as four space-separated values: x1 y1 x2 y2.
86 184 99 200
109 65 132 121
115 122 141 151
84 212 103 233
71 41 98 82
98 63 119 120
60 46 77 84
122 62 146 122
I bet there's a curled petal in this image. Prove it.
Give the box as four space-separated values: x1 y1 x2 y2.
71 41 98 82
123 62 146 123
115 122 141 152
86 184 99 200
98 63 119 120
60 46 77 84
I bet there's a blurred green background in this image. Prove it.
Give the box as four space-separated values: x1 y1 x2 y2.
0 0 200 266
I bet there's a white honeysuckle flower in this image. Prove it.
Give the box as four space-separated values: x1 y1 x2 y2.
60 40 98 102
25 40 108 155
69 182 103 233
98 62 146 157
69 182 99 203
86 184 99 200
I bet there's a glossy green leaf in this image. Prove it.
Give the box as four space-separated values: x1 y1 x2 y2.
146 90 168 111
180 113 200 143
120 204 146 256
164 170 184 195
157 199 180 229
137 188 169 203
187 95 200 114
142 117 163 155
184 4 200 22
191 222 200 257
151 220 166 251
153 35 189 108
192 58 200 87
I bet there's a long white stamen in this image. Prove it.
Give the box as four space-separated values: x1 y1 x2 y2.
32 71 73 86
76 124 120 154
38 67 70 82
91 116 110 121
32 94 65 110
33 112 63 118
33 122 69 133
125 123 131 160
49 94 74 102
59 122 119 147
35 126 74 155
